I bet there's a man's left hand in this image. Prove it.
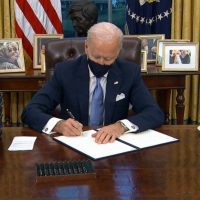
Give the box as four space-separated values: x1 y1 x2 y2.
92 122 126 144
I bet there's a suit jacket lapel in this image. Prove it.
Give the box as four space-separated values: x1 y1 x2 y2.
76 56 90 125
104 62 122 124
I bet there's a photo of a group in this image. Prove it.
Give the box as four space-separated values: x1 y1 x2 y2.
162 42 199 71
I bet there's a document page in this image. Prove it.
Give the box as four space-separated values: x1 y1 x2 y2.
54 130 136 160
8 136 37 151
118 129 178 149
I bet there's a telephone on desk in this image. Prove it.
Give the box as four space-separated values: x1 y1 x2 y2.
36 160 96 183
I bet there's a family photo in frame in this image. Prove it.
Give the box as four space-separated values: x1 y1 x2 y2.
137 34 165 63
0 38 25 73
156 39 190 66
33 34 63 69
162 42 199 71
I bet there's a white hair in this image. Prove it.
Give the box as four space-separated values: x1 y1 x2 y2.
4 42 18 50
87 22 123 48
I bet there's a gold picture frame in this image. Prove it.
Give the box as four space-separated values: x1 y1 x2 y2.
33 34 63 69
40 48 46 73
141 50 147 72
156 39 190 66
131 34 165 63
0 38 25 73
162 42 199 71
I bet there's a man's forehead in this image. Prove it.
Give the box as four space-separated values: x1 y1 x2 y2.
87 41 119 57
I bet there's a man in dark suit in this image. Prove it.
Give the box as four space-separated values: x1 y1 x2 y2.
180 50 190 64
22 22 164 144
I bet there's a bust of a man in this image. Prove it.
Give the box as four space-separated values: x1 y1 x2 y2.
69 1 98 37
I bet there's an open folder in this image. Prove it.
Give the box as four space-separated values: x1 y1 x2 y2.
54 129 178 160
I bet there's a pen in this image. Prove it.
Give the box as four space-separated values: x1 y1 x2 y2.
66 109 83 135
66 109 75 120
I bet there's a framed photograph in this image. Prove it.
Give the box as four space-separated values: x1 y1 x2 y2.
141 50 147 72
135 34 165 63
33 34 63 69
156 39 190 66
0 38 25 73
162 42 199 71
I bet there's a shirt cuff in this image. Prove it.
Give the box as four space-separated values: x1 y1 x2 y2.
42 117 63 135
119 119 139 133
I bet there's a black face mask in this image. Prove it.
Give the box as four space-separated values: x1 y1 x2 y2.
88 58 113 78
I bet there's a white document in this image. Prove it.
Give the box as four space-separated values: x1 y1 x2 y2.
118 129 178 149
8 136 37 151
54 130 136 160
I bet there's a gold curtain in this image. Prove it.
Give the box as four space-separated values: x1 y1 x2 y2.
171 0 200 124
0 0 32 67
0 0 32 125
0 0 15 124
0 0 15 38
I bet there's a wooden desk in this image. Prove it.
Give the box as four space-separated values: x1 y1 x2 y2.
0 125 200 199
0 68 198 125
0 71 45 126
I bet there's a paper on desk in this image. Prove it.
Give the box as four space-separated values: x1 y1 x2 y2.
118 129 178 149
8 136 37 151
54 130 136 159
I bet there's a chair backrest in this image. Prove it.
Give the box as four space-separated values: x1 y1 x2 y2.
45 37 141 80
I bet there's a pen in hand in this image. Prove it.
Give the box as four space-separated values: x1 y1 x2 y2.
66 109 83 135
66 109 76 120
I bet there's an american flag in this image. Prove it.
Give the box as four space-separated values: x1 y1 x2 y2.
14 0 63 59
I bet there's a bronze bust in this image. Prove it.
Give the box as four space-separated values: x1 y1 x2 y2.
69 1 98 37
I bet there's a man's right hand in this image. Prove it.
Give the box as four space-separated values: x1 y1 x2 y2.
53 119 83 136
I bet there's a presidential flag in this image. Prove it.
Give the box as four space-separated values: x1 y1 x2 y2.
126 0 172 38
14 0 63 59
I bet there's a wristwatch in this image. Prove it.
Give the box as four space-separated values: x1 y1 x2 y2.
117 119 139 133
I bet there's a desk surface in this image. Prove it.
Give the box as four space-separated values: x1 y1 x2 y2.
0 125 200 200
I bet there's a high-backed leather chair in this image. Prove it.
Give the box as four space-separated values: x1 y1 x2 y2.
45 37 141 80
44 37 141 117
